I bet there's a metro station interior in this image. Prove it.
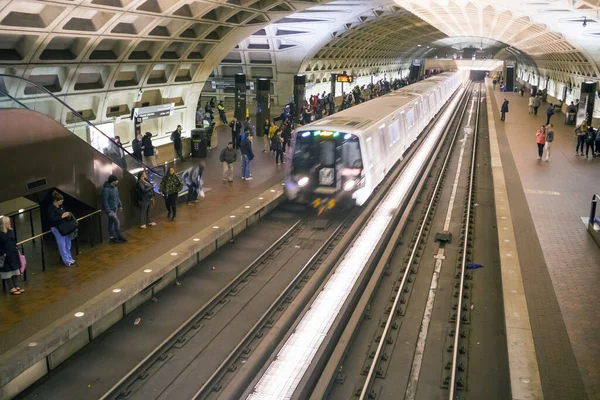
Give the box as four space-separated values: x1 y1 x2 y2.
0 1 599 399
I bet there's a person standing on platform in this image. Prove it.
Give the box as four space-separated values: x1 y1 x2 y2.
585 126 596 159
536 125 547 160
492 79 497 90
171 125 185 162
532 96 541 116
132 133 143 162
229 117 242 149
500 99 509 121
217 101 227 124
159 167 183 221
575 121 588 156
48 191 77 266
0 216 24 295
241 131 255 181
542 124 554 162
520 86 525 97
243 116 256 137
136 171 156 229
272 129 284 166
182 162 205 205
546 104 555 125
220 142 237 183
281 120 292 153
261 118 271 153
103 175 126 244
595 128 600 157
528 95 535 114
142 132 157 167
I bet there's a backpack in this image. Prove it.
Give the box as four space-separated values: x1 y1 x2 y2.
586 130 595 144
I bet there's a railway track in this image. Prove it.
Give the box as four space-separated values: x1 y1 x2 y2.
292 81 497 400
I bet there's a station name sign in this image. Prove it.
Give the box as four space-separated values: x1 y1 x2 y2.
336 74 354 83
133 103 175 120
212 80 255 91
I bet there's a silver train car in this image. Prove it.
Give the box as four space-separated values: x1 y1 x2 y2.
285 71 464 206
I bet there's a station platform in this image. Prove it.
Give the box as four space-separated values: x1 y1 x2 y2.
488 82 600 400
0 126 285 398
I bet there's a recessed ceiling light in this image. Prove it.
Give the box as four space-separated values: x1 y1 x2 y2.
230 215 236 218
170 252 178 256
144 269 152 273
28 342 38 347
112 288 121 293
258 197 264 200
213 226 219 229
193 238 200 241
270 190 276 193
245 206 250 209
74 312 84 317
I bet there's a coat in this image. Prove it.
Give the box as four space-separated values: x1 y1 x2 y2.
171 129 182 150
501 101 509 113
102 182 122 214
132 139 143 160
48 203 68 228
142 135 155 157
0 230 20 274
220 147 237 164
230 121 242 136
271 134 283 151
160 173 183 195
240 138 255 160
137 179 155 203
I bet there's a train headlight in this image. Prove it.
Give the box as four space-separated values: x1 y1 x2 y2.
298 177 309 187
344 180 356 191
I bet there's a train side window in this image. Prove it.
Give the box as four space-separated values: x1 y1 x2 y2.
388 120 400 145
406 108 416 129
365 137 374 169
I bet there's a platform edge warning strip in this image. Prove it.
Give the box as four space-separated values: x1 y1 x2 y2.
485 81 543 400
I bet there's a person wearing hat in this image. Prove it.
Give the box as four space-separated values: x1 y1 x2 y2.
102 175 126 243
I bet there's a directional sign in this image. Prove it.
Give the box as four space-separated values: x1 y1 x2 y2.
133 103 175 120
336 75 354 83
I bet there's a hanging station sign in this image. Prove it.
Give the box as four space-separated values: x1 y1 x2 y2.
336 74 354 83
133 103 175 120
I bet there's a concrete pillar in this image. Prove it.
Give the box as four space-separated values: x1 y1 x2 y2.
256 78 270 133
293 75 306 122
234 73 246 121
580 81 597 126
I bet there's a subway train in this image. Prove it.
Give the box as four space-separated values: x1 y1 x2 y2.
285 71 464 206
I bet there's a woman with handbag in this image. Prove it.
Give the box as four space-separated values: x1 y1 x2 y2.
48 191 77 267
0 216 24 295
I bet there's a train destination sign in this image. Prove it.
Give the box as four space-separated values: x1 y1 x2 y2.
336 74 354 83
133 103 175 120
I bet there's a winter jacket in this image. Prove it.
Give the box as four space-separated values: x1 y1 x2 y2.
533 97 541 107
48 203 68 228
137 179 155 203
220 147 237 164
142 135 155 157
546 129 554 142
271 134 283 151
181 164 204 186
240 137 255 160
160 173 183 195
132 139 143 160
546 105 555 116
102 182 122 214
501 101 509 113
0 230 20 274
171 129 182 150
230 121 242 136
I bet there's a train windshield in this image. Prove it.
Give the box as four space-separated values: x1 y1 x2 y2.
342 140 362 168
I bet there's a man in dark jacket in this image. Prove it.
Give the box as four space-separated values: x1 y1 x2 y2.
229 117 242 149
142 132 156 167
220 142 237 182
243 117 256 137
102 175 126 243
171 125 184 162
240 131 254 181
546 104 555 125
500 99 509 121
132 133 143 161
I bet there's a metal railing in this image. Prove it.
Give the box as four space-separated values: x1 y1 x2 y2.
0 74 164 182
17 210 103 272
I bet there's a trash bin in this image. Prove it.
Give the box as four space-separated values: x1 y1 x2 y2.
191 128 207 158
565 112 576 125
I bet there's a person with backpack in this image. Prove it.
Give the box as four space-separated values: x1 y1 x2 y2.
575 121 588 156
500 99 509 121
182 162 205 205
170 125 185 162
542 124 554 162
536 125 546 160
545 104 555 125
585 126 596 159
48 191 77 266
159 167 183 221
137 170 156 229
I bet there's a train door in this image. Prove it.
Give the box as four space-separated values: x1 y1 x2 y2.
315 134 339 193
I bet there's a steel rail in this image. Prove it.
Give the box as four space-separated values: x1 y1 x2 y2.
448 82 481 399
99 218 304 400
358 81 476 400
191 216 351 399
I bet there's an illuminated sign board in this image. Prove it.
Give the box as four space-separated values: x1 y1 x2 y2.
336 75 354 83
133 103 175 120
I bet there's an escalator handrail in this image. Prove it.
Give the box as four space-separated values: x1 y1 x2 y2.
0 73 162 177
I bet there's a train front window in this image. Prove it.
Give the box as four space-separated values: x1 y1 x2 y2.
319 140 335 167
343 140 363 169
293 132 313 172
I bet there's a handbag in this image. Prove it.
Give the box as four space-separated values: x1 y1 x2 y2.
19 252 26 273
57 213 78 236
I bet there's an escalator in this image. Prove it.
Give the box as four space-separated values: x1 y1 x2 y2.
0 74 165 233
